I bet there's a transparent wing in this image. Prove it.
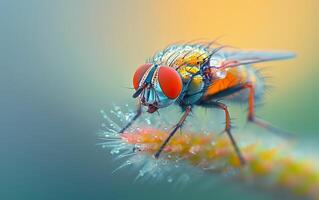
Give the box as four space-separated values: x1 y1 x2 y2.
212 50 296 69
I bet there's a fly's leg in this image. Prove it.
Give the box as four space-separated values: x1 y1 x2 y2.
213 102 246 165
119 103 142 134
241 83 294 138
154 106 192 159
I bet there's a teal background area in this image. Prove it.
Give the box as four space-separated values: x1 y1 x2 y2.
1 0 318 199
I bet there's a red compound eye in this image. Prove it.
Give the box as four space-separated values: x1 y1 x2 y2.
158 66 183 99
133 63 152 90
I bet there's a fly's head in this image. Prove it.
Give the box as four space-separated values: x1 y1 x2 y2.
132 64 183 113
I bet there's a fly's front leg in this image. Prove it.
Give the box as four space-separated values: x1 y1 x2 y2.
212 102 246 165
154 106 192 159
119 102 142 134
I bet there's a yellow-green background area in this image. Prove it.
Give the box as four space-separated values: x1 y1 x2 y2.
1 0 318 199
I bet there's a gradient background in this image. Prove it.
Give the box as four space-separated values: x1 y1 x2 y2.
1 0 319 199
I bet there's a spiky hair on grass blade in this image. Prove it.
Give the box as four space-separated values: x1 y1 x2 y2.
98 105 319 199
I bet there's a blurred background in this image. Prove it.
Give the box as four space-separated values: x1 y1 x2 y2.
1 0 318 199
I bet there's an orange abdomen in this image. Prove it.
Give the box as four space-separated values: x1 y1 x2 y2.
203 65 264 100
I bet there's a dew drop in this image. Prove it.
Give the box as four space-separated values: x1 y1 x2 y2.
145 118 151 125
216 70 227 79
139 170 145 177
124 113 131 121
111 148 120 155
209 55 225 68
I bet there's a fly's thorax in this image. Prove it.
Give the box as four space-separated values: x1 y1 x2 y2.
153 44 209 67
177 66 205 105
171 50 209 67
177 66 201 82
187 75 204 94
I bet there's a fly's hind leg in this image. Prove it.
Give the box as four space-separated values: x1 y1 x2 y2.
154 106 192 159
119 102 142 134
212 102 246 165
240 83 294 138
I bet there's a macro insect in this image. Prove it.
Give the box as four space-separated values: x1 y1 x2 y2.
119 42 295 165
